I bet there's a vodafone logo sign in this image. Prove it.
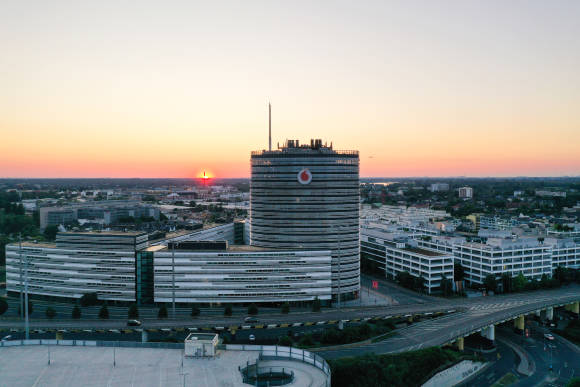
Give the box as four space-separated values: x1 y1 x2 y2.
297 168 312 185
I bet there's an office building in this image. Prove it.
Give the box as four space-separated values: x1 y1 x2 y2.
458 186 473 199
39 201 159 230
454 237 553 285
5 231 147 303
149 242 332 304
250 139 360 299
429 183 449 192
360 226 454 294
547 238 580 269
479 216 519 231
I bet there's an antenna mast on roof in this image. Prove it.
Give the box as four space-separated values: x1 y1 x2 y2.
268 102 272 151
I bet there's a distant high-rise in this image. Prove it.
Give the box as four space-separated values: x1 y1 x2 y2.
458 186 474 199
250 139 360 299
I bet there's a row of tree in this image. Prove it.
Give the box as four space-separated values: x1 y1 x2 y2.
484 266 580 293
329 347 468 387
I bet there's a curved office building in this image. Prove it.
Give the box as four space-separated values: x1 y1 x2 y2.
250 139 360 298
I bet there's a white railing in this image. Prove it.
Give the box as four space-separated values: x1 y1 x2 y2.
225 344 331 384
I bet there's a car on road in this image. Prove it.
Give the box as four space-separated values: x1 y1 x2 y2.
244 317 258 323
127 319 142 327
1 335 12 342
544 333 555 341
249 334 255 342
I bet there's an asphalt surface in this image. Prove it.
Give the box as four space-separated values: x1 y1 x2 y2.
457 338 516 387
318 285 580 359
2 282 579 363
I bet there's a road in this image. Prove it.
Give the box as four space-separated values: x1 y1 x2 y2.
457 339 517 387
318 285 580 359
2 283 579 362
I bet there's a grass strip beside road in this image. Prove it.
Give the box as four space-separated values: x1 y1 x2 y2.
554 320 580 345
491 372 518 387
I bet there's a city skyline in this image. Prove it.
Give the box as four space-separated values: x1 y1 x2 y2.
1 1 579 178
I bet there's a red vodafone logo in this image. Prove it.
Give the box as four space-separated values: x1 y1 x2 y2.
297 168 312 185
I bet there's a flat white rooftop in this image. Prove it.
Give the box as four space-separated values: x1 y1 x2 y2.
0 345 328 387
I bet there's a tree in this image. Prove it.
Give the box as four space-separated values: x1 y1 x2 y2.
454 263 465 282
396 271 415 289
248 303 258 315
278 336 292 346
484 274 498 292
413 276 426 293
501 273 513 293
224 304 232 316
191 305 200 317
513 273 526 292
0 298 7 315
72 305 81 319
312 297 321 312
80 292 99 307
281 302 290 314
158 304 168 319
128 304 139 319
45 307 56 319
554 266 569 284
440 275 453 297
98 305 109 319
298 334 315 348
43 225 59 241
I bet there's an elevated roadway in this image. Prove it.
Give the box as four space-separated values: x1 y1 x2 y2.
2 286 578 352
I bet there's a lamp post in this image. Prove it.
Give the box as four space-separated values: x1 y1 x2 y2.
23 235 30 340
172 242 176 318
18 234 23 319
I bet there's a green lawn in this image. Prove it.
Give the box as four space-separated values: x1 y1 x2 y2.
491 373 518 387
555 320 580 345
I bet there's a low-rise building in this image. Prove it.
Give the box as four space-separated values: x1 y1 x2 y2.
361 227 454 294
430 183 450 192
150 242 332 304
454 237 553 285
458 187 473 199
5 231 147 303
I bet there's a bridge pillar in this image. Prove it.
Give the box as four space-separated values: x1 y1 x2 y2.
481 324 495 341
547 307 554 321
141 329 148 343
457 337 464 351
572 302 579 315
514 315 524 331
55 331 63 340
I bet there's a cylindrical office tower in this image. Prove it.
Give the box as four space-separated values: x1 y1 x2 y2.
250 139 360 299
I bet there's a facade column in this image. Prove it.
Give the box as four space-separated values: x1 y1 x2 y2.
547 307 554 321
457 337 464 351
141 329 148 343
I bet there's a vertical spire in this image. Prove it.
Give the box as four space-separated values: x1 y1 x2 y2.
268 102 271 151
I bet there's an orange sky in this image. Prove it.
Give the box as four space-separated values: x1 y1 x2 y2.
1 1 579 178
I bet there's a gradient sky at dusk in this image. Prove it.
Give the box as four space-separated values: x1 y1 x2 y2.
1 1 579 178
